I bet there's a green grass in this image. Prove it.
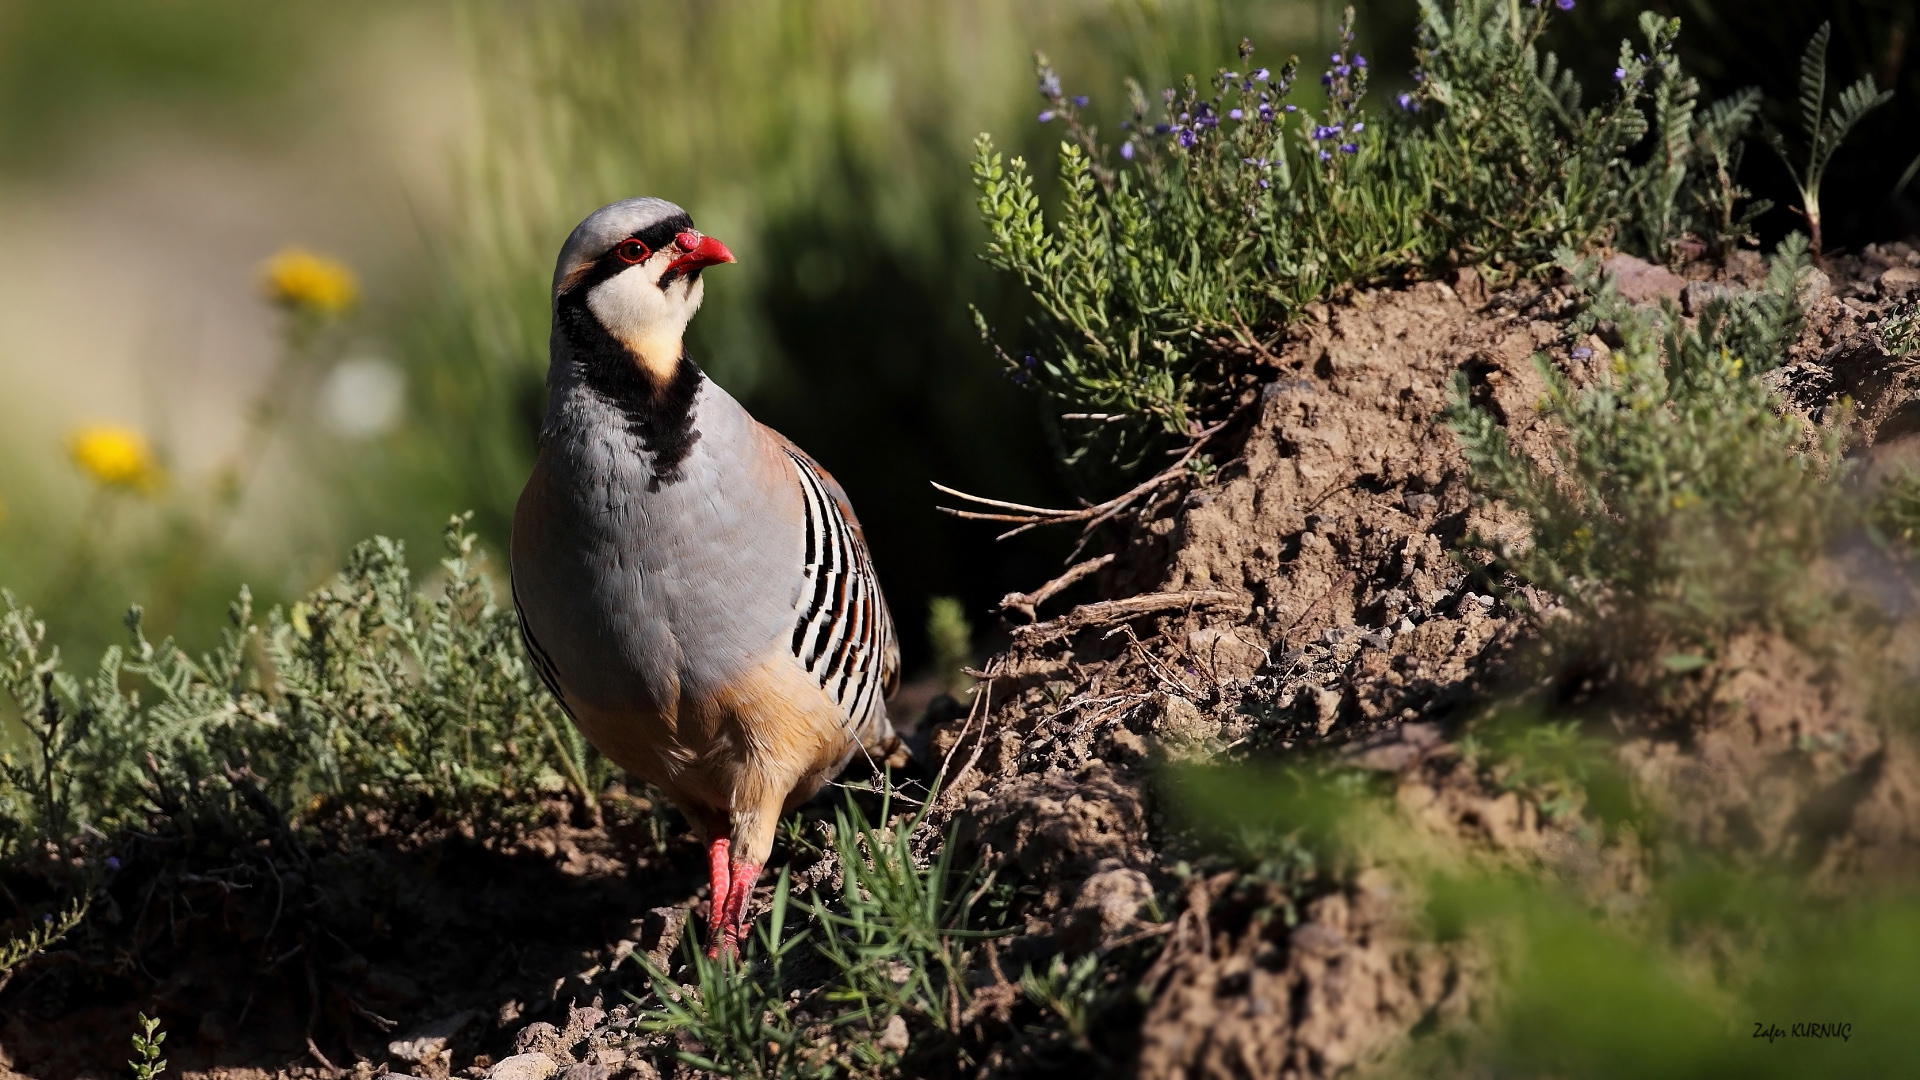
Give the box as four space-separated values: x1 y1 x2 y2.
629 781 1008 1078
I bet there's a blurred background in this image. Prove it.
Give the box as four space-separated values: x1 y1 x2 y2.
0 0 1912 682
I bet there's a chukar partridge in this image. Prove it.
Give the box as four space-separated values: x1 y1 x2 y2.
510 198 901 955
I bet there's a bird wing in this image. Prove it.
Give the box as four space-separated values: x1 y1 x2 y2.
511 565 574 718
771 434 901 739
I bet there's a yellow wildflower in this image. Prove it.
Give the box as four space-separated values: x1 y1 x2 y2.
67 424 163 495
262 248 358 315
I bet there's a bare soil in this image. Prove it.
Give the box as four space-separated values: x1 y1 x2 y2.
7 243 1920 1079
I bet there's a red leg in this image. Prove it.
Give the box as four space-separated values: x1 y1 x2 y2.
720 861 763 954
704 836 732 958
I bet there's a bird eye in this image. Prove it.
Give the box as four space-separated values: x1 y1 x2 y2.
615 239 650 264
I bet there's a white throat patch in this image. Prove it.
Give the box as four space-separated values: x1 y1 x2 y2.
586 251 707 382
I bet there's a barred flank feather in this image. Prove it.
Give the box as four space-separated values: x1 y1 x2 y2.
786 449 894 742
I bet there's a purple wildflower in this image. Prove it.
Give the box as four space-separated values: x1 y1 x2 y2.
106 856 121 870
1177 128 1198 148
1258 102 1275 121
1339 143 1358 153
1121 140 1135 160
1556 0 1573 8
1355 55 1367 67
1351 122 1365 132
1335 64 1351 77
1253 67 1270 81
1330 53 1343 63
1259 178 1270 188
1321 71 1333 86
1154 123 1172 134
1612 67 1627 81
1396 92 1418 111
1039 71 1062 98
1318 149 1332 161
1284 104 1297 113
1229 108 1244 120
1023 354 1038 368
1074 95 1090 106
1038 110 1055 123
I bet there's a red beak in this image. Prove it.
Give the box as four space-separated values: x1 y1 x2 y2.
668 231 736 274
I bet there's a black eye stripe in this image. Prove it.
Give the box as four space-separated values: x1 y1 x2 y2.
624 214 694 260
557 213 697 298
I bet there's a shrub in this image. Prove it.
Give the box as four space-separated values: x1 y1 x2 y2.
1445 236 1831 654
971 0 1753 471
1 515 593 875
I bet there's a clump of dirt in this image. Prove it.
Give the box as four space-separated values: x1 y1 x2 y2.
11 244 1920 1080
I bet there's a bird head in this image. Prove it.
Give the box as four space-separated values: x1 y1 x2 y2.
552 197 736 382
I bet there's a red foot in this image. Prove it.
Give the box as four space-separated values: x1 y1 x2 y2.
719 861 763 954
704 837 732 958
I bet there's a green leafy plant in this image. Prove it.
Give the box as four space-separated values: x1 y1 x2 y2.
973 0 1718 474
1 515 595 882
1882 300 1920 357
0 892 88 980
129 1013 167 1080
630 781 1005 1077
1620 14 1768 262
925 596 975 697
1761 21 1893 261
1446 236 1830 656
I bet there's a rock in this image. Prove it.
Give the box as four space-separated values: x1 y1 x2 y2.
487 1054 559 1080
1880 265 1920 296
1602 253 1686 303
1681 280 1733 315
1059 867 1155 954
1797 265 1831 308
1297 687 1344 736
389 1010 481 1064
876 1014 911 1055
1185 626 1268 680
511 1023 569 1059
561 1005 605 1045
557 1065 608 1080
1148 694 1220 760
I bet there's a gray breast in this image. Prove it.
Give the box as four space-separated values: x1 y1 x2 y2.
515 374 804 716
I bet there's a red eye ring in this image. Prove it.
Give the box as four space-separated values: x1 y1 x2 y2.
614 239 651 264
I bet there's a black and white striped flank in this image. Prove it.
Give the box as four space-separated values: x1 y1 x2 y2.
785 449 895 734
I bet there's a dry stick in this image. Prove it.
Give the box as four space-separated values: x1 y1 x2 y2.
933 659 1001 802
1015 589 1248 647
932 417 1234 541
998 553 1115 622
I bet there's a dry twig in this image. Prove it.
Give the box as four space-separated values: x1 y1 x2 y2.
997 553 1115 622
1013 590 1249 647
932 417 1233 541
